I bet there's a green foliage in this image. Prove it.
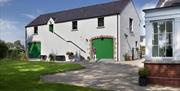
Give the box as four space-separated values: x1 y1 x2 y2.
49 53 56 61
140 45 145 55
13 40 24 50
66 52 74 56
0 40 8 59
123 53 131 61
138 68 149 77
0 40 27 61
66 52 74 59
7 49 27 61
6 42 14 49
0 61 105 91
7 49 20 60
87 56 91 60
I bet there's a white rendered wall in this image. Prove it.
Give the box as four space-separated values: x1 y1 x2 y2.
120 1 141 61
26 2 140 61
55 15 118 60
26 15 118 60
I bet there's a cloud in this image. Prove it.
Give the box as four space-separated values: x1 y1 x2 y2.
142 3 157 10
0 0 11 7
22 14 36 19
0 0 10 3
22 9 45 19
0 19 18 31
138 2 157 35
0 19 24 43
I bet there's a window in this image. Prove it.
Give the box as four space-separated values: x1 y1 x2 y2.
49 24 54 32
152 20 173 57
135 41 138 48
98 17 104 27
34 26 38 34
72 21 78 30
129 18 133 32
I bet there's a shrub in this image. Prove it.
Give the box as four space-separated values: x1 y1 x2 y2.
6 48 27 61
87 56 91 60
66 52 74 56
49 53 56 61
7 49 20 60
41 55 47 61
124 53 131 61
66 52 74 59
138 68 149 77
19 51 28 61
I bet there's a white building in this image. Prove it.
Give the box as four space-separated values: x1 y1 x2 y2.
144 0 180 86
25 0 140 61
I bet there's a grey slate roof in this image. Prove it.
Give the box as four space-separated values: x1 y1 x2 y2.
156 0 180 8
26 0 130 27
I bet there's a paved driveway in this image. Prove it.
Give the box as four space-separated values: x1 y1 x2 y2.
41 60 180 91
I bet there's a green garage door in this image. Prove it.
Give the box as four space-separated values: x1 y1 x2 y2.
92 38 113 59
28 42 41 58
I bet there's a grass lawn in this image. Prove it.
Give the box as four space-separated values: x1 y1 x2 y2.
0 61 106 91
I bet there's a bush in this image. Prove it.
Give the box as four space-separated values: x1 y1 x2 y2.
19 51 28 61
0 40 27 61
87 56 91 60
7 49 20 60
41 55 47 61
66 52 74 56
7 49 27 61
138 68 149 77
0 41 8 59
49 53 56 61
124 53 131 61
66 52 74 59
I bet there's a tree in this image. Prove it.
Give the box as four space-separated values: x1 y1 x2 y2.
6 42 15 49
0 40 8 59
14 40 24 50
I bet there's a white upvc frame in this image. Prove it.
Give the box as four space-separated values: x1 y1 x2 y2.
151 19 175 60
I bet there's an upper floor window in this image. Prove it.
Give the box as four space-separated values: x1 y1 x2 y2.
129 18 133 32
34 26 38 34
135 41 138 48
49 24 54 33
98 17 104 27
72 21 78 30
152 20 173 57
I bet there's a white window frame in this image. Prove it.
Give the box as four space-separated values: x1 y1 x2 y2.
129 18 133 33
34 26 38 35
151 19 174 59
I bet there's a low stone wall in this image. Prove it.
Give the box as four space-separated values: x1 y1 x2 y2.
144 63 180 87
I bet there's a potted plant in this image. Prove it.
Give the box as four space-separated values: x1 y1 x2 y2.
41 55 47 61
49 53 56 62
66 52 74 61
138 68 149 86
124 53 131 61
87 56 91 61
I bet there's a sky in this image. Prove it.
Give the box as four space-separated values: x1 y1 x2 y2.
0 0 158 44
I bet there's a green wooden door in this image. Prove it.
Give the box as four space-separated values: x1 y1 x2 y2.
92 38 113 59
28 42 41 58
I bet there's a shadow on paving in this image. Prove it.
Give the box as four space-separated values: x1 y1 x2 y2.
41 62 179 91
